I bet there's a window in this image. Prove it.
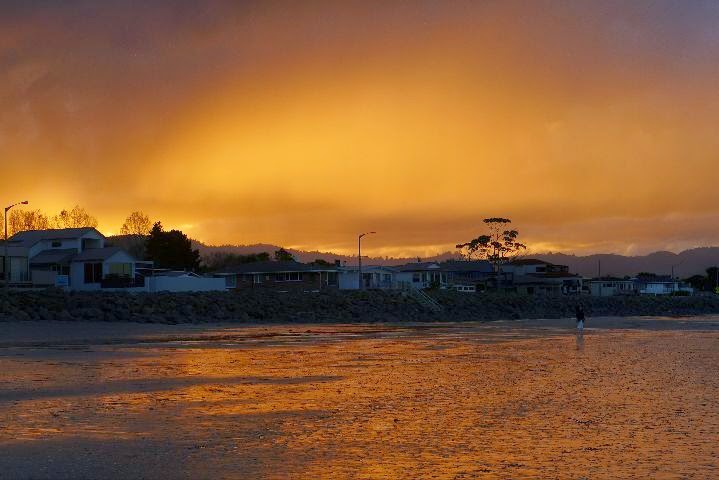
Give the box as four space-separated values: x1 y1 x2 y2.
225 276 237 288
254 274 262 284
276 272 302 282
51 265 70 275
51 240 62 248
326 272 338 286
83 262 103 283
108 263 132 277
412 273 421 283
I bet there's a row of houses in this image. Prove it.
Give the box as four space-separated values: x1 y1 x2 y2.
587 276 694 296
0 227 224 292
0 227 695 295
212 257 585 295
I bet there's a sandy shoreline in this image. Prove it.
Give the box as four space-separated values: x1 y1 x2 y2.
1 315 719 347
1 316 718 479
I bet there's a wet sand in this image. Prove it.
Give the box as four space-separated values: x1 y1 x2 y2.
1 317 718 479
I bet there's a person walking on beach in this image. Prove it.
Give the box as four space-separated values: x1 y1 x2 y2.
575 305 585 332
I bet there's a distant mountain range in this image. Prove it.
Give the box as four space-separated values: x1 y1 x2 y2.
532 248 719 278
110 235 719 278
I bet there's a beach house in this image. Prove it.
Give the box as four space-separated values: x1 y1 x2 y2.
338 265 396 290
3 227 142 290
503 259 583 295
215 260 339 291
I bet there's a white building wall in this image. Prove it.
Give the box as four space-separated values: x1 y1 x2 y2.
339 271 360 290
339 268 395 290
27 231 105 258
28 238 80 258
148 276 226 292
69 262 98 291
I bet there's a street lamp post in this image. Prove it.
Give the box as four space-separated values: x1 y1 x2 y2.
357 231 376 290
4 200 28 293
671 260 684 294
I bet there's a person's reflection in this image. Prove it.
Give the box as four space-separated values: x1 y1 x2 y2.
576 330 584 351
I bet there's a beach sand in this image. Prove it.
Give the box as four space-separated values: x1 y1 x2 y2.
1 316 717 479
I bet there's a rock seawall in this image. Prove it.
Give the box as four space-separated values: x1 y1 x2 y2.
1 289 719 324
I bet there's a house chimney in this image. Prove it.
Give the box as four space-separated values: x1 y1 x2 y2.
335 259 341 267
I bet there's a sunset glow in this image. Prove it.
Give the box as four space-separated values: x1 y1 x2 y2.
2 1 718 256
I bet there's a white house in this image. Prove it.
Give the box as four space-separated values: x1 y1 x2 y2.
394 262 446 289
3 227 225 292
635 275 693 296
4 228 141 291
143 270 226 292
393 260 494 290
339 266 395 290
588 277 637 296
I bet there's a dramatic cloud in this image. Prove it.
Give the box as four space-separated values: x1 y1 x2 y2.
1 0 718 255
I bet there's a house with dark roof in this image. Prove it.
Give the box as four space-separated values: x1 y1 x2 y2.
503 258 582 295
588 277 637 296
214 261 338 291
3 228 143 290
394 260 493 290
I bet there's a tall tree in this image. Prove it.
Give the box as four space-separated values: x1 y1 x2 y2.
120 211 152 236
311 258 333 266
274 248 294 262
7 209 50 236
456 217 527 270
51 205 98 229
145 222 200 271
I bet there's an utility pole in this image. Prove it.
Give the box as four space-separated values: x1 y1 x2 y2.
357 231 376 290
4 200 28 293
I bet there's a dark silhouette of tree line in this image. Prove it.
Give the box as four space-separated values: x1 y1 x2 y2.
685 267 719 293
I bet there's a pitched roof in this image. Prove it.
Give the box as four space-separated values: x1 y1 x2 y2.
395 260 493 273
340 265 397 273
29 249 77 265
9 228 102 247
394 262 442 272
440 260 493 273
216 260 336 274
526 272 580 279
508 258 551 266
72 247 129 262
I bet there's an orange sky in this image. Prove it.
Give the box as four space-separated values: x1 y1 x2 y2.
1 1 718 257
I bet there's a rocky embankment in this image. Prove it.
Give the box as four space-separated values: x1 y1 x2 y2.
2 289 719 324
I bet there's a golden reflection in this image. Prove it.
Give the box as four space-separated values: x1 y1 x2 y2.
0 326 717 478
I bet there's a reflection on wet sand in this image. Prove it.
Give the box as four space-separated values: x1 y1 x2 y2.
576 331 584 351
0 320 717 479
